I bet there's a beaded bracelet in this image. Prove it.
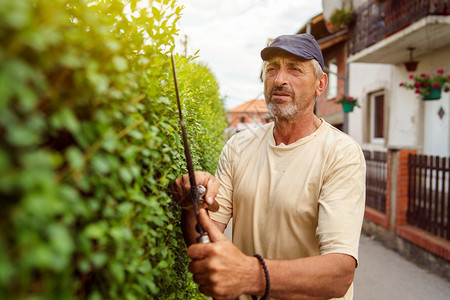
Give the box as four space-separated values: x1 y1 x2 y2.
251 254 270 300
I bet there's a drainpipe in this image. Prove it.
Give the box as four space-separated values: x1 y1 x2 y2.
344 61 349 134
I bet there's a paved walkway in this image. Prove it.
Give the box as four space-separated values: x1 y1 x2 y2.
354 234 450 299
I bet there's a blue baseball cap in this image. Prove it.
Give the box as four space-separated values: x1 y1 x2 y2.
260 34 324 70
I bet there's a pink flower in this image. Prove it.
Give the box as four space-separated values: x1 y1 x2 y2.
422 83 428 88
399 82 404 87
433 83 440 89
414 82 421 87
437 69 444 74
415 88 421 94
409 74 415 79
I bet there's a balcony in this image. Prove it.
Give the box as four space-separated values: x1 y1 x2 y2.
348 0 450 64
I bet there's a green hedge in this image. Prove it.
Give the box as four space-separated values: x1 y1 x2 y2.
0 0 227 299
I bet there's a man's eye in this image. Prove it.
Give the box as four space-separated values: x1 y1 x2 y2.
266 68 277 75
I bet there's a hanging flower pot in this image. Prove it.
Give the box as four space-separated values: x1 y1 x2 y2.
335 95 360 113
422 87 442 101
399 69 450 101
342 101 356 112
404 61 418 72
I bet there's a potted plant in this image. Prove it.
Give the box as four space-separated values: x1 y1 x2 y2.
335 94 360 112
327 8 354 31
399 69 450 100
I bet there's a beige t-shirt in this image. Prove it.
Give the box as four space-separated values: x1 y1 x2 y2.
210 121 366 300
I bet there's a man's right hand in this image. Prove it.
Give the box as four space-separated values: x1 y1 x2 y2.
187 209 263 299
171 171 220 212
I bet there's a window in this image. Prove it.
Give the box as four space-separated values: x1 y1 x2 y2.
327 59 338 99
370 92 385 143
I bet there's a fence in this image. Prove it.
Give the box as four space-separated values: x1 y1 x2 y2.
408 154 450 241
363 150 388 213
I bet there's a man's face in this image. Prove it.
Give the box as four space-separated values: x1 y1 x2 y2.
263 54 320 120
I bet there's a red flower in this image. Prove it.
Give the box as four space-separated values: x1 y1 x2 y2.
400 69 449 97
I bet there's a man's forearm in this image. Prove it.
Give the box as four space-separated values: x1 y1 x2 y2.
185 210 354 299
256 254 356 300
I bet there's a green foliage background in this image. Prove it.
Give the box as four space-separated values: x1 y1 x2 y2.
0 0 227 299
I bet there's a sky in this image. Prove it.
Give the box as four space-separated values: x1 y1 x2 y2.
176 0 323 109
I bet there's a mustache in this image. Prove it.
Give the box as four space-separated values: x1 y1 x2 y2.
271 86 294 97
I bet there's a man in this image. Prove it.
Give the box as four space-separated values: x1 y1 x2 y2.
172 34 366 300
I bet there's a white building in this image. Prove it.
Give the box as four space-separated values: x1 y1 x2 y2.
344 0 450 156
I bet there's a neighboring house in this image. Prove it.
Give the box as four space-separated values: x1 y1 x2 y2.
226 99 271 135
347 0 450 157
340 0 450 275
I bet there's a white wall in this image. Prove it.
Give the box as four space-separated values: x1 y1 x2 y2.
386 65 421 149
423 92 450 156
347 63 395 151
348 46 450 157
394 47 450 156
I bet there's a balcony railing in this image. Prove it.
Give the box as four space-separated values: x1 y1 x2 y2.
348 0 450 56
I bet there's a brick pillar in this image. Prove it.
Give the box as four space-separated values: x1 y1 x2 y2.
394 150 417 228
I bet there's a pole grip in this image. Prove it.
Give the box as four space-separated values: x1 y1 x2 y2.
196 234 211 244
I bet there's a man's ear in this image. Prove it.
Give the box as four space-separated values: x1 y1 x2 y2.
315 73 328 97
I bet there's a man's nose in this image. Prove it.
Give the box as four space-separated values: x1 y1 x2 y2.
274 69 288 86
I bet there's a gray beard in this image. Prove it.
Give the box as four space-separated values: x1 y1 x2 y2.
267 101 300 120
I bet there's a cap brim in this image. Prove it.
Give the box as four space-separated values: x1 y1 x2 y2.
261 46 315 62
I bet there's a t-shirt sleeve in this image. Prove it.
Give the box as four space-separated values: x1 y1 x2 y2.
316 140 366 264
209 139 234 225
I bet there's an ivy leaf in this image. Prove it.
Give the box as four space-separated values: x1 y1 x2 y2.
90 155 111 174
66 147 84 170
152 6 161 21
112 55 128 72
84 222 107 240
6 124 41 147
